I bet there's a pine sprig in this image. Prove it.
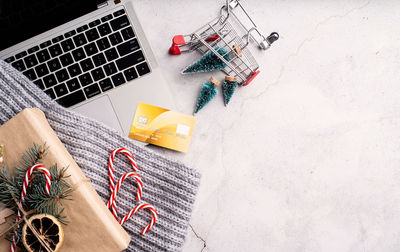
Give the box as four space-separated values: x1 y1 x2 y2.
183 46 230 73
26 165 72 225
0 166 19 209
17 143 48 170
0 143 72 249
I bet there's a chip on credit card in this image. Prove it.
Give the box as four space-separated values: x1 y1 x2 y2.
129 103 196 152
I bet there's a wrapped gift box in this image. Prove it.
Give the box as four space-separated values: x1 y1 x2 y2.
0 108 130 251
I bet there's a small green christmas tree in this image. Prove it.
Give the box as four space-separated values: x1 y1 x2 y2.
183 47 230 74
194 77 220 114
222 76 238 106
0 143 71 250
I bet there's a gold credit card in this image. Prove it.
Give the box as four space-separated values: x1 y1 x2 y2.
129 103 196 152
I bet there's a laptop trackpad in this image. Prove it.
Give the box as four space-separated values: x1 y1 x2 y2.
73 95 124 134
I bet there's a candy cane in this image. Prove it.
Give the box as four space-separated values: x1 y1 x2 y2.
107 172 143 219
119 203 158 235
108 148 139 192
107 148 157 234
10 164 51 252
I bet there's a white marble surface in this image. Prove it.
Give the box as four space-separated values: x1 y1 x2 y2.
133 0 400 251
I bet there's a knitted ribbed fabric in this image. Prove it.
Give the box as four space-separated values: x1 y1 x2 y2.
0 60 201 251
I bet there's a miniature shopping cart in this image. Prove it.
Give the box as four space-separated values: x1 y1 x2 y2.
169 0 279 86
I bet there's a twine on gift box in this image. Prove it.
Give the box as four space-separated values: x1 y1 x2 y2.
0 192 35 239
0 188 54 252
0 164 54 252
69 177 92 190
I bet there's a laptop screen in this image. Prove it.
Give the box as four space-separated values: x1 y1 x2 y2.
0 0 104 51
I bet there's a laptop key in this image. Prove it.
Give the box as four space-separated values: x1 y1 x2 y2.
92 53 106 67
36 49 51 63
104 48 118 61
67 63 82 77
54 83 68 97
96 38 111 51
48 58 62 72
73 34 87 47
123 67 138 81
116 50 145 71
23 69 37 81
121 27 135 40
84 42 98 57
109 32 123 46
136 62 150 76
5 56 15 63
110 15 130 31
101 14 113 22
59 53 74 67
11 60 26 71
71 48 86 61
91 67 105 81
55 69 69 82
24 55 39 68
48 44 63 57
77 25 89 33
113 9 125 17
98 23 112 37
61 39 75 52
103 62 117 76
117 39 139 56
34 79 45 90
27 46 40 54
66 78 80 92
52 35 64 43
35 63 49 78
85 28 100 42
56 90 86 107
80 58 94 72
79 73 93 86
111 73 126 86
15 51 27 59
45 88 56 99
43 74 57 88
64 30 76 38
40 40 52 49
99 78 113 92
84 83 101 98
89 19 101 28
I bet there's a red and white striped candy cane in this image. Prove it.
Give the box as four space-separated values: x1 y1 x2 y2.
107 148 157 234
119 203 158 235
108 148 139 192
10 164 51 252
107 172 143 219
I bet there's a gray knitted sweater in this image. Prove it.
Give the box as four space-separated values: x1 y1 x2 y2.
0 60 201 251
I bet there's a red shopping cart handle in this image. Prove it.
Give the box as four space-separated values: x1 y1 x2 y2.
169 34 220 55
169 35 186 55
169 45 181 55
242 70 260 86
172 35 186 45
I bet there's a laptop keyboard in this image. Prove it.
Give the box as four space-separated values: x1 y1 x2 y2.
4 8 151 108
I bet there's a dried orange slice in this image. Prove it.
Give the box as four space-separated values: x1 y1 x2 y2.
22 214 64 252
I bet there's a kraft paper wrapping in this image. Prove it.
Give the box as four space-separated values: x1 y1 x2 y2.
0 108 130 251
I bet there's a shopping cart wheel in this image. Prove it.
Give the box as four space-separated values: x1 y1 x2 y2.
267 32 279 44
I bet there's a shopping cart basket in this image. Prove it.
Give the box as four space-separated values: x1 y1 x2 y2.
169 0 279 86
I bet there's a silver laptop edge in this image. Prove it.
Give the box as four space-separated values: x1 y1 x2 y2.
0 0 175 136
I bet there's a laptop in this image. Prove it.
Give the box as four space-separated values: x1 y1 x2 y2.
0 0 175 135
